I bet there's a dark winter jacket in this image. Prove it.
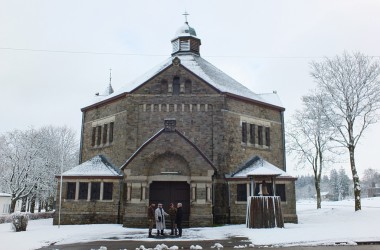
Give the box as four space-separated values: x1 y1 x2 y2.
175 207 183 225
148 206 155 220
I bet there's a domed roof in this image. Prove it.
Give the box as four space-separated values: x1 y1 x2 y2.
175 22 197 37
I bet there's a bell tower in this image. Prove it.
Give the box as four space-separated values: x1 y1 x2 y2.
171 12 201 56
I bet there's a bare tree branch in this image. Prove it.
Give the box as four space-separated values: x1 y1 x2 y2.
310 51 380 211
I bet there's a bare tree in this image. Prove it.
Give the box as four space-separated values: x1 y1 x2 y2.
310 51 380 211
0 128 44 212
0 126 78 213
287 92 337 208
36 125 78 210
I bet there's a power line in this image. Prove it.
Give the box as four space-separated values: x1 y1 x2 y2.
0 47 167 57
0 47 379 59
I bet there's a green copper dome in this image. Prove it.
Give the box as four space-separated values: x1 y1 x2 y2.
175 22 197 37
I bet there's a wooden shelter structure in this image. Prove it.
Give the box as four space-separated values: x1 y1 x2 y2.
246 166 284 228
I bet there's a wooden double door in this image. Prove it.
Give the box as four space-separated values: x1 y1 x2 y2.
149 181 190 227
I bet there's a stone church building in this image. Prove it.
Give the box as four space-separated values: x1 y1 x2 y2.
54 21 297 227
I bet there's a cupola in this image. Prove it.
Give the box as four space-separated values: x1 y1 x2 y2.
171 17 201 56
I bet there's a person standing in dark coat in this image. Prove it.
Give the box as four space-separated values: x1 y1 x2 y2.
168 203 177 235
175 202 183 237
147 203 156 237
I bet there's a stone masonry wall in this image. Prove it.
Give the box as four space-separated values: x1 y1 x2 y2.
78 62 296 226
53 178 122 225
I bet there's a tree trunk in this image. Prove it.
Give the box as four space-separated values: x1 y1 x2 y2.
21 197 27 212
315 180 321 209
349 145 361 211
38 199 42 213
44 200 48 211
30 196 36 213
10 199 17 213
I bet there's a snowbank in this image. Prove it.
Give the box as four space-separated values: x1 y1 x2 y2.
0 198 379 250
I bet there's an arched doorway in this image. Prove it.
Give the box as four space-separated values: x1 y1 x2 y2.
149 181 190 227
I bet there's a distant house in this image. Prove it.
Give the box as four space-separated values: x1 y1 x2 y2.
314 191 333 201
0 193 11 215
368 184 380 197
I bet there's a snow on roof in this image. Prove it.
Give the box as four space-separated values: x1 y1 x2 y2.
84 54 284 109
174 22 197 38
228 156 293 178
62 155 122 177
0 193 11 197
258 92 284 108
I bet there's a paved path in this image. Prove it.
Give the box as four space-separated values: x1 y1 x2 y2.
37 237 380 250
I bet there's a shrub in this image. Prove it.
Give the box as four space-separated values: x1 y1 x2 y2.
0 211 54 225
11 212 29 232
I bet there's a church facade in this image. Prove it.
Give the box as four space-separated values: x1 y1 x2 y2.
54 21 297 227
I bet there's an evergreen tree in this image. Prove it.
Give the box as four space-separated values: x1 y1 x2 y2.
337 168 351 200
329 169 339 201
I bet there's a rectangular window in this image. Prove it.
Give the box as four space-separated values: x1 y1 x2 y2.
249 124 255 144
109 122 114 143
78 182 88 200
66 182 76 200
237 184 247 201
96 126 102 146
276 184 286 201
173 77 180 95
258 126 263 145
91 182 101 200
103 182 113 200
242 122 247 143
91 127 96 147
265 127 270 147
103 124 108 144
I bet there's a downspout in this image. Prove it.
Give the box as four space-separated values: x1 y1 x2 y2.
212 174 215 225
117 178 123 224
281 111 286 171
227 180 231 224
79 111 85 164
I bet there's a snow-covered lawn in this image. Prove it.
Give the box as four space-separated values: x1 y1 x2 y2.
1 198 379 250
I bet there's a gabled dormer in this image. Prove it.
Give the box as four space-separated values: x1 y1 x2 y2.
171 21 201 56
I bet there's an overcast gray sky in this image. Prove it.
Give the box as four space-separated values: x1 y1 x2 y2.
1 0 379 176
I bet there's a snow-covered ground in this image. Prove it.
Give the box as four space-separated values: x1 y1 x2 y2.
1 198 379 250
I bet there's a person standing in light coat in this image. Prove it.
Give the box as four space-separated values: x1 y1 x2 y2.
155 203 169 236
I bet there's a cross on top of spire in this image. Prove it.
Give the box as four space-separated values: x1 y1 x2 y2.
109 68 112 85
183 11 189 24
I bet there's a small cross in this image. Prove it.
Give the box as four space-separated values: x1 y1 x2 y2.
109 68 112 85
183 11 189 23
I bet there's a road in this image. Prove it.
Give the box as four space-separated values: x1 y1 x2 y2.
37 237 380 250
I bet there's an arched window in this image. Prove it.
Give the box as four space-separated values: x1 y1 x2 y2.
173 77 180 95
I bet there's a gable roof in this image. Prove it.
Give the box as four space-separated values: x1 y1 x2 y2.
59 155 122 178
82 54 284 111
226 156 295 179
120 127 216 172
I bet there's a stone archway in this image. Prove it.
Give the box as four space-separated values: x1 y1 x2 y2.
149 181 190 227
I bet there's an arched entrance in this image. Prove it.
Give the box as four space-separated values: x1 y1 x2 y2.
149 181 190 227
